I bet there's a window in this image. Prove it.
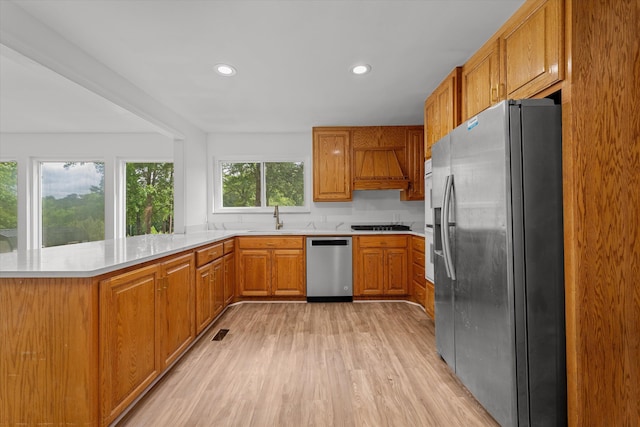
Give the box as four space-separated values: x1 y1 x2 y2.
0 161 18 253
41 161 105 247
218 160 306 211
125 162 174 236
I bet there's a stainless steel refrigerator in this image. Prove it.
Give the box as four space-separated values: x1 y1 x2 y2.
432 99 566 427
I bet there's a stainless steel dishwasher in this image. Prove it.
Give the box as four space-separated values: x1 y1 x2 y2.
306 236 353 302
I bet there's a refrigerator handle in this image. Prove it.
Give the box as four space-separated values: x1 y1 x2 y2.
442 174 456 280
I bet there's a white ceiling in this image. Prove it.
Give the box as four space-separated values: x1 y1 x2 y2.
1 0 525 134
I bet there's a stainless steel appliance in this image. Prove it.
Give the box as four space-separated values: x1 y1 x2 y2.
306 236 353 302
424 159 434 282
432 99 566 426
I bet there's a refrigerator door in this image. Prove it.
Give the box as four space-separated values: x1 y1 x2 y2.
450 101 517 427
431 134 455 369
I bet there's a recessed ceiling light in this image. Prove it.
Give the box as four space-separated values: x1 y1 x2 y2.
215 63 237 76
351 64 371 75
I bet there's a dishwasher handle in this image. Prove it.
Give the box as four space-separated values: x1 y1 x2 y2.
310 239 350 246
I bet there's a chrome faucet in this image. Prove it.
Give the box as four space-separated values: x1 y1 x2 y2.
273 205 283 230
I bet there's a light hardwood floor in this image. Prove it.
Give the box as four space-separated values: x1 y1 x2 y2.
118 302 498 426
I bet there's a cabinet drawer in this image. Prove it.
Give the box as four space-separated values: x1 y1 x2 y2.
414 280 426 308
413 251 425 268
223 238 234 254
412 262 425 283
412 236 425 253
237 236 304 250
195 243 223 267
357 235 408 248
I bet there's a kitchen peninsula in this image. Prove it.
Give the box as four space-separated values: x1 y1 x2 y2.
0 228 426 426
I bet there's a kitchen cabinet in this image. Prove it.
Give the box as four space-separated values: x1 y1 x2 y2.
462 38 502 120
461 0 563 121
411 236 426 308
354 235 409 297
195 242 224 334
410 236 434 318
100 264 160 425
223 239 235 306
159 253 196 367
100 253 195 425
237 236 305 297
312 128 352 201
424 67 462 158
500 0 563 99
400 127 425 201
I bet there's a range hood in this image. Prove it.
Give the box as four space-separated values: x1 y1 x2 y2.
352 147 409 190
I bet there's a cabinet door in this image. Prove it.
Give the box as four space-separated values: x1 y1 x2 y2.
356 248 385 296
159 253 195 368
462 39 501 120
272 249 305 296
424 96 438 159
238 249 270 296
211 257 224 318
223 252 235 306
385 248 409 295
195 263 213 335
100 264 160 425
401 128 425 201
502 0 563 98
313 128 352 201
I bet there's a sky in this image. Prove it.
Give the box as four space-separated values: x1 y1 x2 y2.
41 162 103 199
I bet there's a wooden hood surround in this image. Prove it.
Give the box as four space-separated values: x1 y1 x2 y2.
351 126 410 190
352 148 409 190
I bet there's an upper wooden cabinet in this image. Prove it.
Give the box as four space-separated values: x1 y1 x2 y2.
424 67 462 159
501 0 563 99
400 127 425 200
313 125 423 200
312 128 352 202
461 0 563 121
462 38 502 120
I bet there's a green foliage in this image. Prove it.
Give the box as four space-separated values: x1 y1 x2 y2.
222 162 261 207
266 162 304 206
221 161 304 208
126 163 174 236
0 162 18 229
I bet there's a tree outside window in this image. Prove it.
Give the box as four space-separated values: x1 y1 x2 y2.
221 161 304 209
126 162 174 236
0 161 18 252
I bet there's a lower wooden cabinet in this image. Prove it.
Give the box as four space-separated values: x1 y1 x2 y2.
354 235 409 296
159 254 196 367
237 236 305 297
100 252 195 426
223 252 235 306
411 235 434 319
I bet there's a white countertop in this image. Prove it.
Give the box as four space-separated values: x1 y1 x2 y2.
0 229 424 278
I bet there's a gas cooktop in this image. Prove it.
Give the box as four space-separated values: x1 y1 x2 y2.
350 224 411 231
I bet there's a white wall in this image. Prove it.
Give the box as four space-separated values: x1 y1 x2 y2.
208 132 425 231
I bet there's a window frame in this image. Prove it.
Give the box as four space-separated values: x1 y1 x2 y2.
213 156 310 214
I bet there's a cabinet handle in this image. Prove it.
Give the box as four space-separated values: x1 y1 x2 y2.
499 83 505 98
491 86 498 103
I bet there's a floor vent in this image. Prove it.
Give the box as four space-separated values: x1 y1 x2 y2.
211 329 229 341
